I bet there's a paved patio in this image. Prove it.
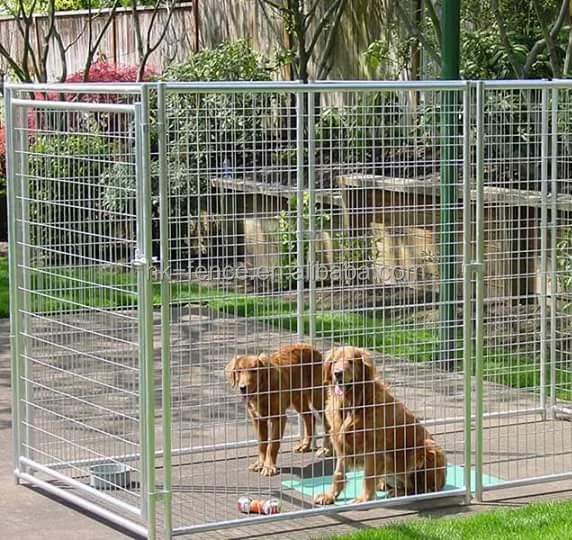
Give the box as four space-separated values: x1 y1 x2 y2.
2 312 572 539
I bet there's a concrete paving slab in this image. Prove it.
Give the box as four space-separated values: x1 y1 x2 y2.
3 311 572 540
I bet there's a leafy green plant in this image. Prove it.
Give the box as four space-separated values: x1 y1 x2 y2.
461 28 554 80
161 39 277 82
277 192 330 289
101 158 212 263
314 91 435 177
28 132 113 263
363 37 411 79
334 233 372 280
160 40 287 178
556 226 572 312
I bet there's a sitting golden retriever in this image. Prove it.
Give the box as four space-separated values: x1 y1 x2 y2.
314 346 447 505
225 342 332 477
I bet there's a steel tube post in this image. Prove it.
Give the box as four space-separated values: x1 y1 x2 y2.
539 88 549 415
5 87 25 480
462 85 473 504
474 81 485 502
550 88 558 414
296 91 305 342
135 92 158 538
307 90 316 343
157 82 173 538
439 0 462 370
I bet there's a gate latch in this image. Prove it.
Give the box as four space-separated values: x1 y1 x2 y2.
130 249 149 269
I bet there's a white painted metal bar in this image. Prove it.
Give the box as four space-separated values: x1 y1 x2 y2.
171 489 467 537
19 457 142 517
6 82 143 93
17 472 148 538
163 80 469 93
10 97 136 114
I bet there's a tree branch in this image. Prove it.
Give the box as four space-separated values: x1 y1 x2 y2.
523 0 569 77
315 0 347 79
532 0 562 77
394 0 441 65
39 0 58 82
490 0 522 78
132 0 145 61
306 0 346 58
423 0 441 48
564 25 572 75
82 0 120 81
53 29 67 82
138 0 177 80
0 41 28 81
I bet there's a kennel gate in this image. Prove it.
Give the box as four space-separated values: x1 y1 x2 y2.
6 84 161 537
6 80 572 539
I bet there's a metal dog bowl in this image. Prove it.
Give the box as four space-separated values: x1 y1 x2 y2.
89 462 131 490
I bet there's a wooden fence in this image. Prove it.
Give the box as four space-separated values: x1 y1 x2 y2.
0 0 405 82
0 2 197 80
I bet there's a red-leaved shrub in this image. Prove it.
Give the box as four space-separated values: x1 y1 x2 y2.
32 56 159 136
66 55 158 85
36 56 159 104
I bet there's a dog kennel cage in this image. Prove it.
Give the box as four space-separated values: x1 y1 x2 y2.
5 79 572 538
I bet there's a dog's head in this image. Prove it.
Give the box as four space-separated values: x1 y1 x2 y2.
323 346 376 397
224 353 271 403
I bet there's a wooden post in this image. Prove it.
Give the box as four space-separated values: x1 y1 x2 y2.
193 0 200 52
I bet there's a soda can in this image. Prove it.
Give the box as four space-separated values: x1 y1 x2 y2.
262 498 281 515
237 496 253 514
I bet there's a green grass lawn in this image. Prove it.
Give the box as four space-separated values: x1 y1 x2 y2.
321 498 572 540
1 257 570 399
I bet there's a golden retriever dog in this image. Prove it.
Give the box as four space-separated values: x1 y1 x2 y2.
314 346 447 505
225 342 332 477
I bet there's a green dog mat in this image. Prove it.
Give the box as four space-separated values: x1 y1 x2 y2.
282 465 503 504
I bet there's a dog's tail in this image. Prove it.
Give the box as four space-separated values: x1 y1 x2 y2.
414 438 447 493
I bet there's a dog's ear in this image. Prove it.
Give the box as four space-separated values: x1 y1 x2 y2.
224 356 239 387
356 348 376 381
323 348 335 385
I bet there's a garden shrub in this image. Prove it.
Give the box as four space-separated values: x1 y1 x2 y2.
28 132 113 263
65 56 158 87
277 192 330 288
314 92 439 179
144 40 289 268
101 158 212 264
160 39 287 180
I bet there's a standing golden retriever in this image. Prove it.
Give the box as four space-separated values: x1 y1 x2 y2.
225 343 332 477
314 346 447 505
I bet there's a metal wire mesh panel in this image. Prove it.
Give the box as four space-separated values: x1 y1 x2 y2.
551 88 572 418
477 83 572 492
160 82 469 535
7 80 572 539
7 87 147 529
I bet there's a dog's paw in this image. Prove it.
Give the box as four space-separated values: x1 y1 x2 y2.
315 446 332 458
248 461 264 472
293 441 314 453
352 495 375 504
260 464 278 477
314 492 336 505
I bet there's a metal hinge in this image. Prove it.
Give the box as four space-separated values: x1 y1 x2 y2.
464 262 483 273
130 249 159 270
